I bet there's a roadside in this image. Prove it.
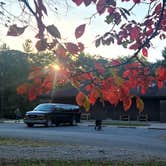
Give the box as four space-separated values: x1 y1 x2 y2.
1 159 166 166
1 118 166 130
0 120 166 164
0 136 166 163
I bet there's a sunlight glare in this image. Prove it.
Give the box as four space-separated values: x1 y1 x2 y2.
52 64 60 71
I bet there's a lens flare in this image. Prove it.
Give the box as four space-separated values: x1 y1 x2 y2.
52 64 60 71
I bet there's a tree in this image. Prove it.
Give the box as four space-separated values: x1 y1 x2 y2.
0 50 31 117
0 49 58 118
1 0 166 112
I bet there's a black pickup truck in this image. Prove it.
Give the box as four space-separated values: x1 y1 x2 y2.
24 103 81 127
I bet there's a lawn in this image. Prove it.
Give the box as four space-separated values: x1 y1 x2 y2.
102 121 149 127
0 137 62 147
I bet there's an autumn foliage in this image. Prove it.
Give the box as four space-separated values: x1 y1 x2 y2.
10 0 166 112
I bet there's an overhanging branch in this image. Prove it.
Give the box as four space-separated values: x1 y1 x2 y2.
69 0 166 78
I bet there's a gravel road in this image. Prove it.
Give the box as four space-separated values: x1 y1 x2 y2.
0 144 164 161
0 123 166 161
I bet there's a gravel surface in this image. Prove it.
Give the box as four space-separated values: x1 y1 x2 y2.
0 123 166 162
0 144 165 161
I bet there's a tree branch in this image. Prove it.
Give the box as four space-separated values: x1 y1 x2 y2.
69 0 166 78
21 0 36 17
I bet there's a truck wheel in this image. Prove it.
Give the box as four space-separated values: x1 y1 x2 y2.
27 123 34 127
45 119 53 127
71 117 77 126
55 122 59 126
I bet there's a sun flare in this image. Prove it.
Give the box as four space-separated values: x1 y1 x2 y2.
52 64 60 71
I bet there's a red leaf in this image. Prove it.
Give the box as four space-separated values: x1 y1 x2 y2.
7 24 27 36
94 62 105 74
146 27 153 36
80 73 94 80
34 78 41 84
142 48 148 57
85 84 92 91
17 83 29 95
72 0 83 6
144 19 153 27
96 0 106 15
76 92 85 106
28 89 37 101
107 7 114 14
130 26 140 40
156 67 166 80
28 66 43 80
129 43 139 50
133 0 141 3
55 46 66 57
123 70 130 78
89 91 97 105
42 78 53 90
123 98 132 111
123 86 130 96
155 3 161 14
141 87 146 95
65 42 79 54
75 24 86 39
27 84 39 101
111 60 121 66
78 42 84 52
35 39 47 51
157 81 164 89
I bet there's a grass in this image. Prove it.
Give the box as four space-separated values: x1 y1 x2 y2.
102 121 149 127
0 137 62 147
160 135 166 139
0 159 166 166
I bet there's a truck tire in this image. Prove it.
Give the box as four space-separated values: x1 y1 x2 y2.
71 116 77 126
45 119 53 127
27 123 34 127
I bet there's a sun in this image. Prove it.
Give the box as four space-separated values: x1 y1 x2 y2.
52 64 60 71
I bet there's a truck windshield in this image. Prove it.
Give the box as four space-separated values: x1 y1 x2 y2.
34 104 54 111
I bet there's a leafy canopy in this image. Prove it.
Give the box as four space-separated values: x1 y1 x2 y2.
1 0 166 111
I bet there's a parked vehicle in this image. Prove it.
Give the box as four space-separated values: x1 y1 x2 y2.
24 103 81 127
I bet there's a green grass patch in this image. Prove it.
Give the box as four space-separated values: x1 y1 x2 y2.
160 135 166 139
0 137 62 147
102 122 149 127
0 159 166 166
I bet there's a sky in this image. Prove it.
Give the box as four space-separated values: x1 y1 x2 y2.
0 0 165 62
